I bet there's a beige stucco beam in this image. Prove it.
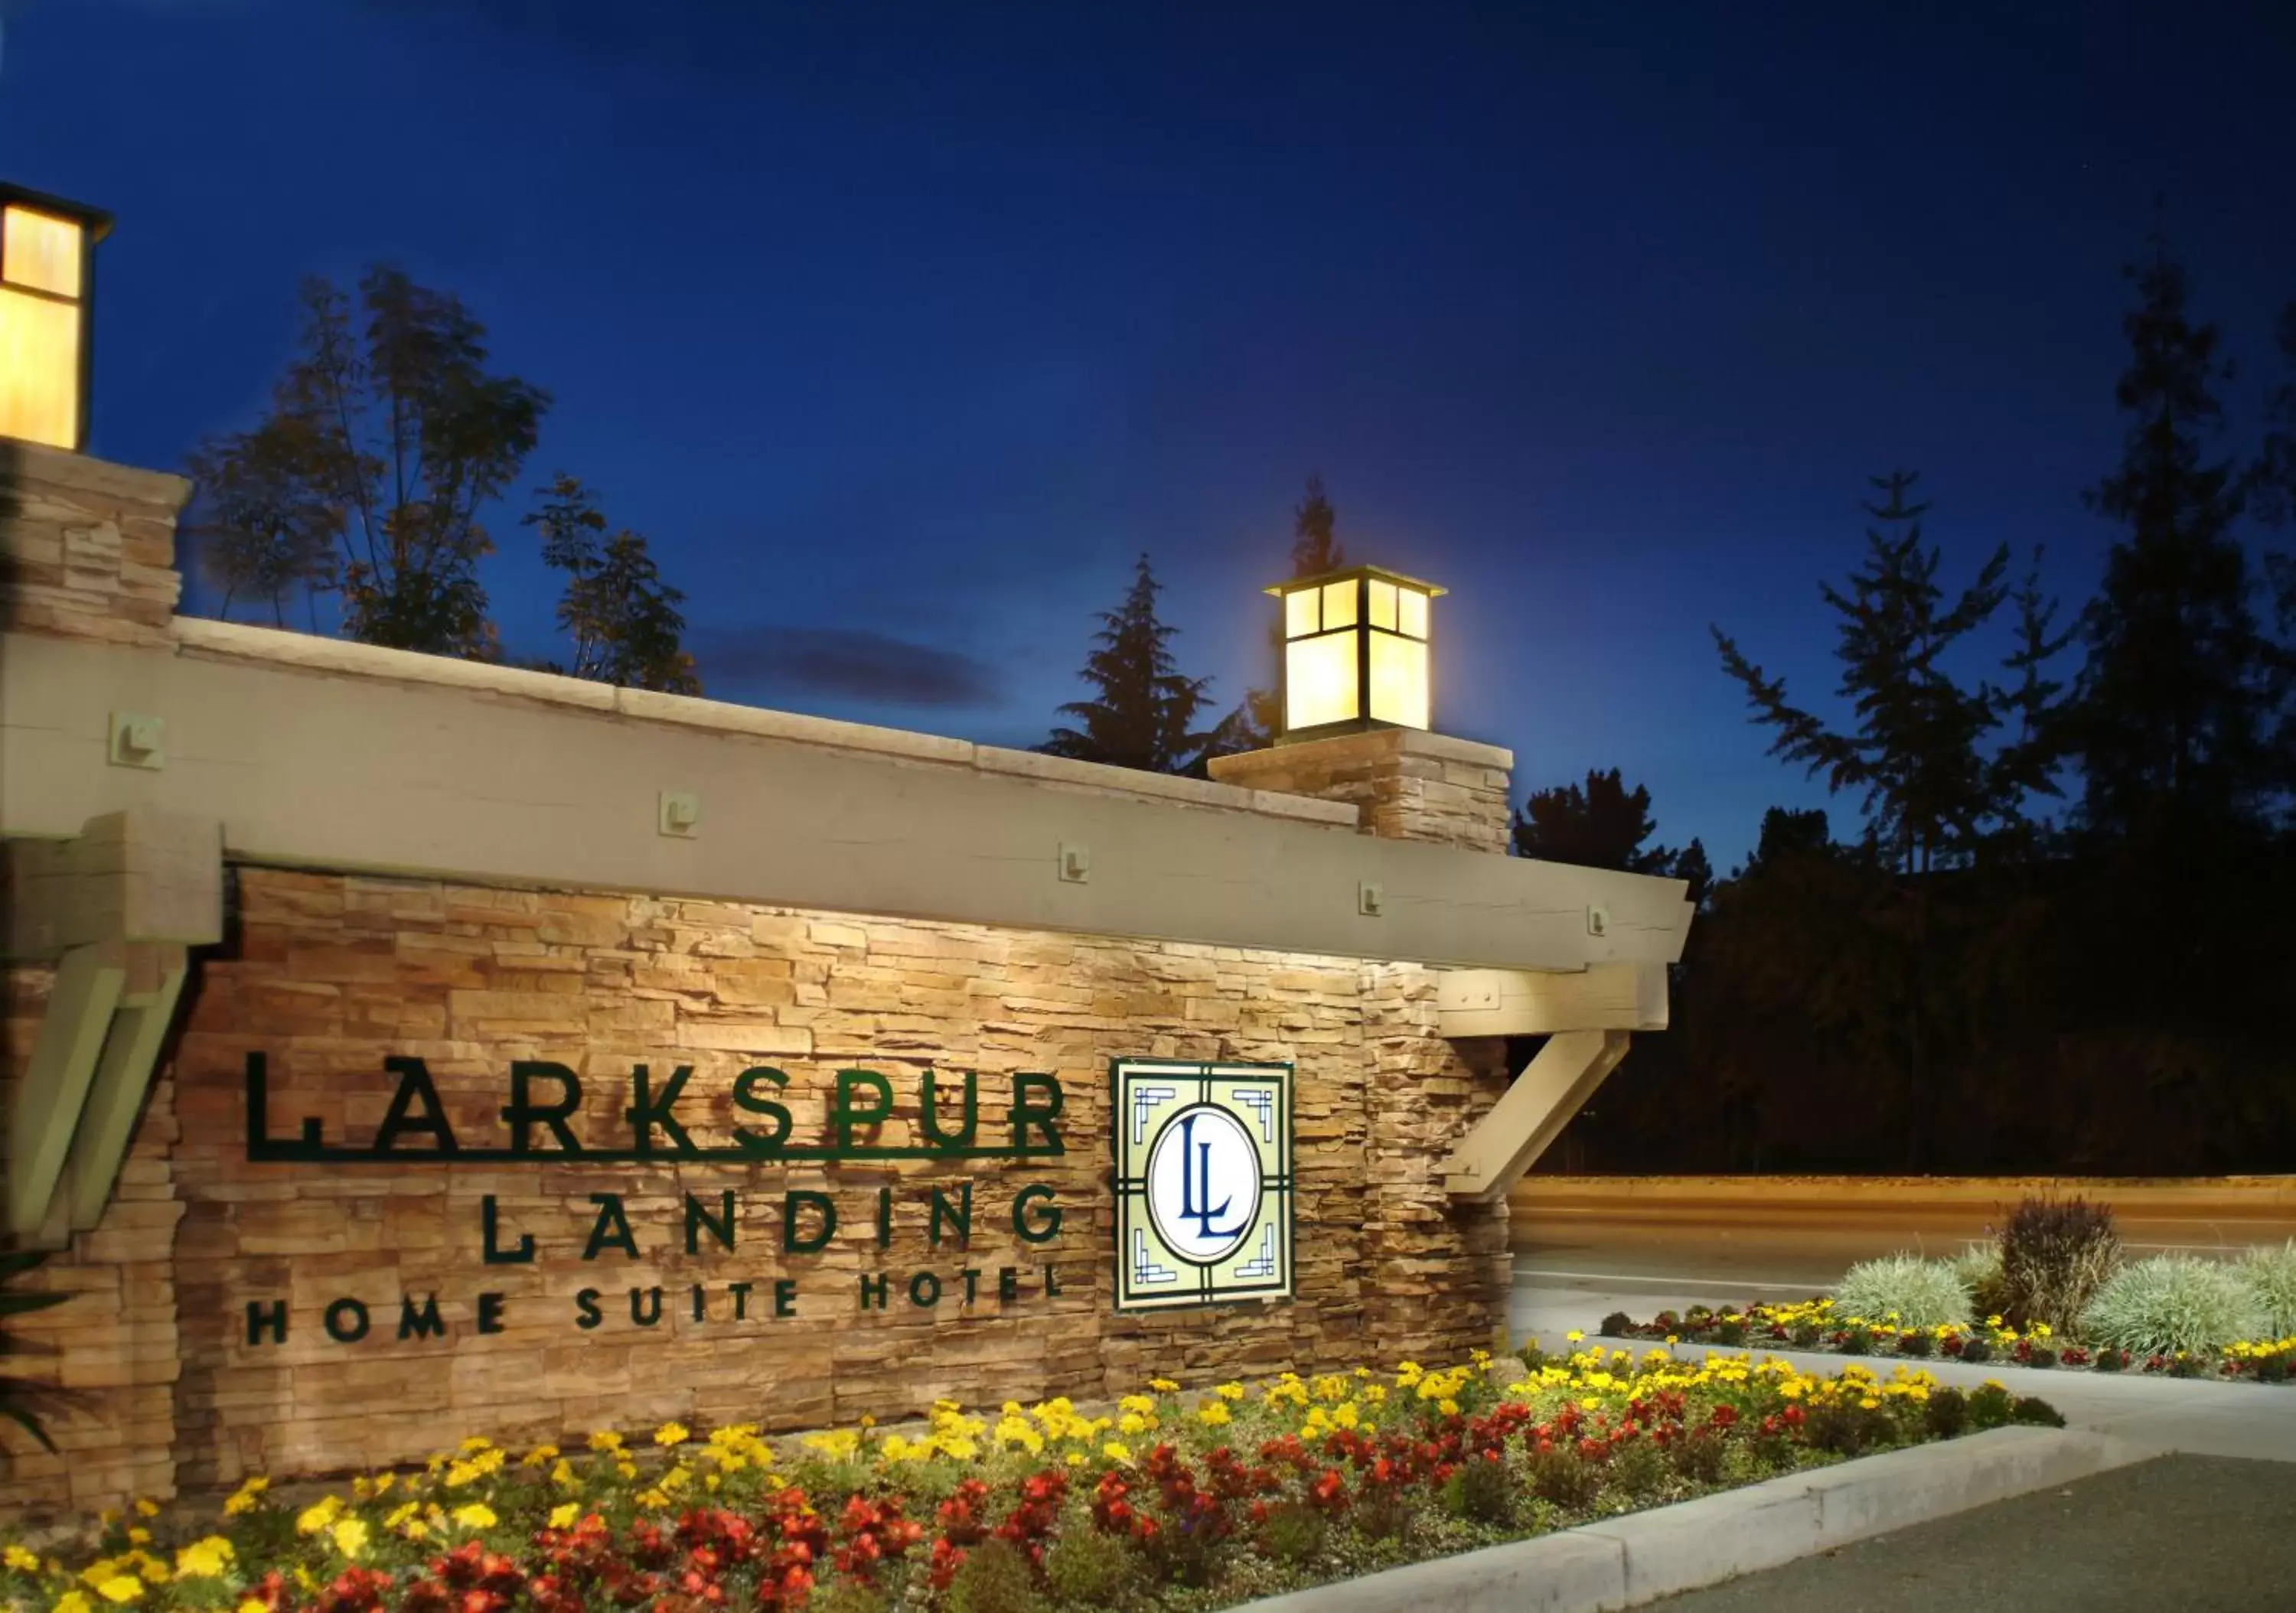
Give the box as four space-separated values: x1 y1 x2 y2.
1435 963 1670 1036
1440 1028 1632 1202
3 629 1694 973
4 807 224 957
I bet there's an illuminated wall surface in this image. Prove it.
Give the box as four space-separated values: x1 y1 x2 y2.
2 438 1673 1519
0 204 85 449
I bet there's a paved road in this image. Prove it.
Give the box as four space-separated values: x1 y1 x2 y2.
1648 1455 2296 1611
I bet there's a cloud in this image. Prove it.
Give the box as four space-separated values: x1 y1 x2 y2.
695 626 1003 709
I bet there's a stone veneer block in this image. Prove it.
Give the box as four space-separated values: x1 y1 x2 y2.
1209 729 1517 855
0 441 190 646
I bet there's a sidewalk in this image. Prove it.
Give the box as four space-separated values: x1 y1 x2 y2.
1645 1454 2296 1609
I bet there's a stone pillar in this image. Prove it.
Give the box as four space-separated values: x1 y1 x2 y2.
1213 728 1522 1360
0 438 190 643
2 441 193 1517
1206 728 1513 855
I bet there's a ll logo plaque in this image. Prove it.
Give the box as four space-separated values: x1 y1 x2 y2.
1111 1059 1293 1312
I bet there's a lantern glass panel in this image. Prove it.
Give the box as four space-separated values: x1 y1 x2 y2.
1367 631 1428 728
1367 578 1398 630
0 284 79 449
1320 578 1358 630
1283 585 1319 639
1397 585 1429 639
1286 631 1358 729
2 206 80 298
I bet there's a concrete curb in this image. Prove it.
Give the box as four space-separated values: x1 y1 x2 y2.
1229 1426 2154 1613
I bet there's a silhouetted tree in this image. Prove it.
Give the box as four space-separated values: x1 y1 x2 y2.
1512 767 1667 870
188 266 548 658
522 474 700 693
1290 473 1344 576
1215 474 1352 755
1042 554 1218 773
2073 232 2281 839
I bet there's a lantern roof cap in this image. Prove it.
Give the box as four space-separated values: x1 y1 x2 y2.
1263 562 1447 598
0 181 113 244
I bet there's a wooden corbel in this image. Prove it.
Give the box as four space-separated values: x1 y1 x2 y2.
4 810 220 1246
1436 963 1665 1202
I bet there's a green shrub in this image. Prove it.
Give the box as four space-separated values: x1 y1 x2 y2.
2011 1396 2065 1427
2253 1352 2291 1385
1923 1387 1968 1439
1251 1500 1329 1566
1833 1253 1973 1331
1998 1195 2121 1334
1668 1429 1727 1483
944 1539 1043 1613
1790 1321 1823 1347
1967 1383 2014 1431
2027 1345 2057 1369
1839 1325 1873 1356
1045 1518 1139 1602
1713 1318 1748 1346
1528 1445 1600 1509
1958 1338 1993 1364
2094 1345 2126 1372
2232 1240 2296 1341
1441 1453 1517 1527
1952 1241 2011 1321
1802 1401 1896 1457
1894 1330 1935 1358
806 1585 890 1613
2080 1256 2262 1357
1606 1436 1668 1499
1599 1312 1635 1338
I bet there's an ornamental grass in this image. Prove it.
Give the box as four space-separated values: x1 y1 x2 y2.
0 1351 2021 1613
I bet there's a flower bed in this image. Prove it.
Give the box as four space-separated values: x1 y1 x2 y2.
1 1351 2062 1613
1593 1299 2296 1384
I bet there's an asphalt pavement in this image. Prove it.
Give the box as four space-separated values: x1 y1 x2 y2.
1645 1455 2296 1611
1504 1219 2296 1608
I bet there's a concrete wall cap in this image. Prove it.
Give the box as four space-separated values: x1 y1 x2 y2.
1209 727 1515 775
0 442 193 512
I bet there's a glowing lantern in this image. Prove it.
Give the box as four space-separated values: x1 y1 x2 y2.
1266 565 1445 741
0 182 109 452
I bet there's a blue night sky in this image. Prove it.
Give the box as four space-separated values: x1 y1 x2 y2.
5 0 2293 868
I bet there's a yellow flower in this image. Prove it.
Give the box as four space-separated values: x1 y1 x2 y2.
95 1578 142 1605
1437 1398 1460 1416
1065 1452 1085 1467
634 1489 668 1512
54 1595 93 1613
1565 1331 1584 1344
331 1519 370 1560
615 1461 638 1481
1117 1412 1147 1436
1103 1442 1133 1462
1860 1396 1882 1410
132 1501 160 1520
172 1539 234 1579
223 1478 272 1515
654 1422 690 1448
1197 1402 1231 1426
1147 1377 1179 1393
1215 1381 1245 1402
450 1504 497 1531
5 1544 41 1572
549 1503 581 1530
294 1497 343 1536
587 1431 624 1453
236 1602 266 1613
550 1458 576 1488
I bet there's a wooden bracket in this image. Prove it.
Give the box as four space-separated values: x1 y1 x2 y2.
5 810 217 1246
1440 1028 1632 1203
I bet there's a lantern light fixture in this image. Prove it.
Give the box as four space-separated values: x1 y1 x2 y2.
1265 563 1446 742
0 181 111 453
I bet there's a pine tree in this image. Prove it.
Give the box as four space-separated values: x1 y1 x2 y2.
1714 472 2049 1171
1714 472 2018 875
1041 555 1218 773
2073 231 2278 837
1218 474 1350 753
1289 473 1344 576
